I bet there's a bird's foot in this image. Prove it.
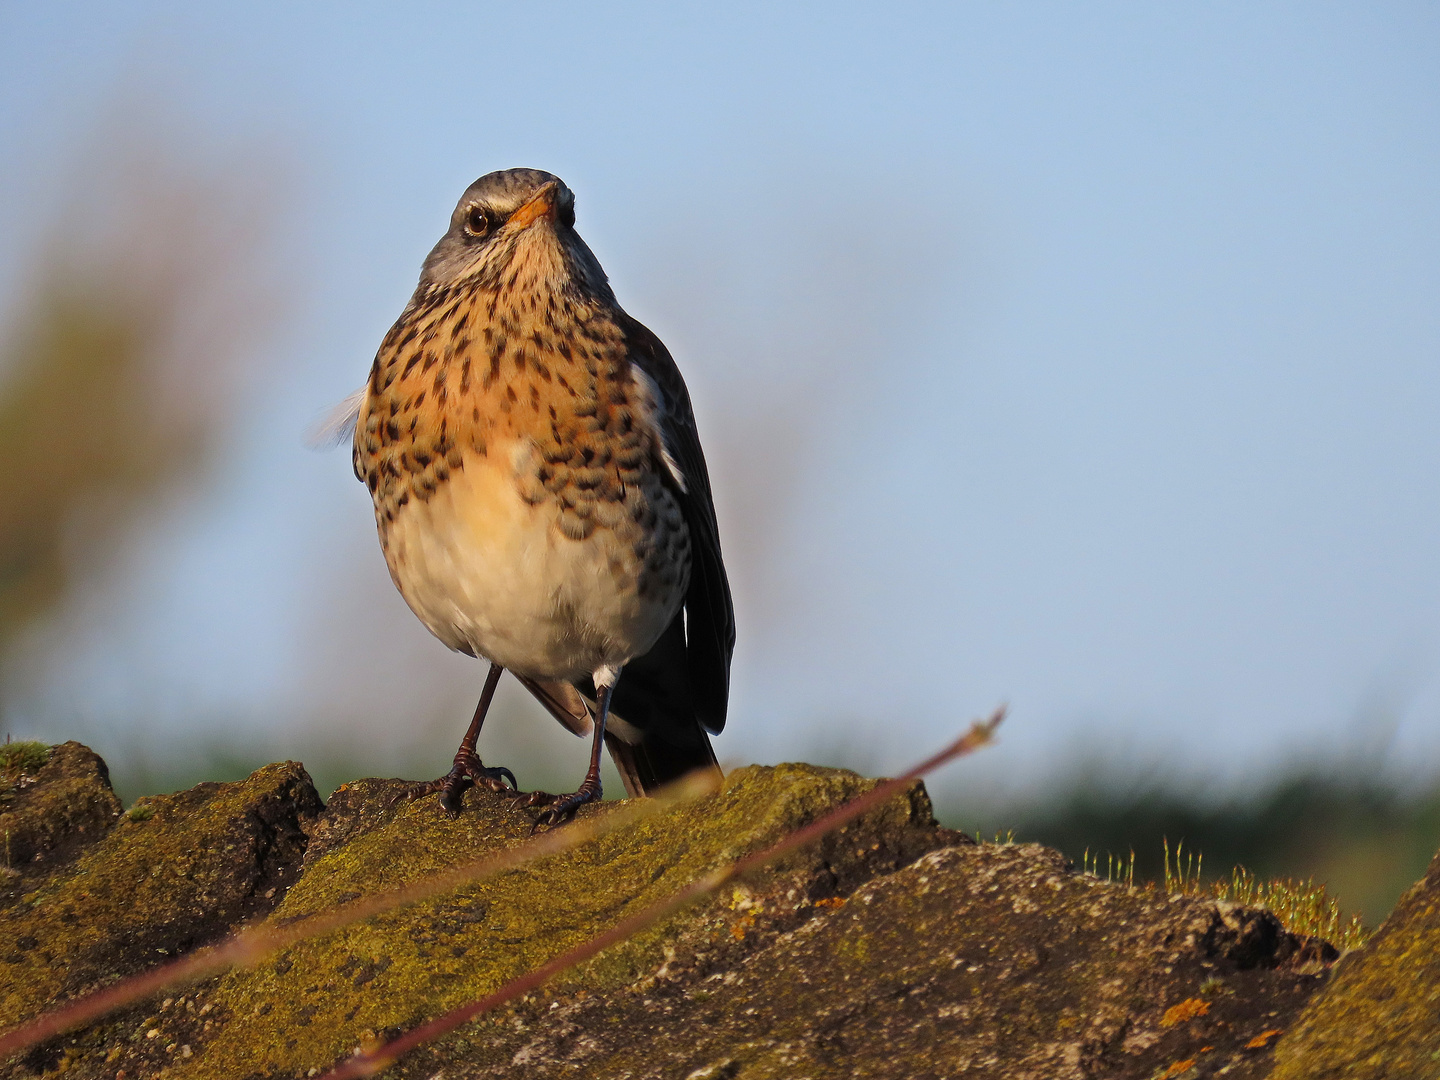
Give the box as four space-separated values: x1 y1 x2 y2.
408 749 517 817
511 776 602 831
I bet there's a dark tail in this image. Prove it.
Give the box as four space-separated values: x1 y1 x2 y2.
594 613 723 796
519 610 727 797
517 660 722 796
603 725 720 797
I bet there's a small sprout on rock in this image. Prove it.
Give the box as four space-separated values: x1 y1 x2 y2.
1198 975 1230 996
0 740 49 780
1211 867 1369 953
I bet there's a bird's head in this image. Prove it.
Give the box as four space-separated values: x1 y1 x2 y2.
416 168 613 304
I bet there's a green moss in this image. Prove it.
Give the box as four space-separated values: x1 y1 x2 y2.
1270 853 1440 1079
0 740 122 882
1158 838 1370 951
9 744 1359 1079
1208 867 1368 952
0 761 315 1032
0 741 48 781
187 763 929 1079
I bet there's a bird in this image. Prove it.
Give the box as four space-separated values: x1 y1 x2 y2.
345 168 734 827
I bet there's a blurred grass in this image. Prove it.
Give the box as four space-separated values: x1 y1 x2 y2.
86 729 1440 936
94 714 622 813
1076 837 1370 950
938 764 1440 929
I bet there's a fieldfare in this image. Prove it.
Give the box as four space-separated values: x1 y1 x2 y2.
345 168 734 826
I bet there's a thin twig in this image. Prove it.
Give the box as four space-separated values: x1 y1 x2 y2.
0 774 715 1059
321 708 1004 1079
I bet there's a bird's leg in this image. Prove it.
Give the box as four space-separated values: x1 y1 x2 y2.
514 668 618 830
409 663 516 816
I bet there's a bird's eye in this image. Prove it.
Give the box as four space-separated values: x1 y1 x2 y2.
464 207 490 236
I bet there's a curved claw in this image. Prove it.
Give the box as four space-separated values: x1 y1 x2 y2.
475 764 519 790
530 806 575 833
411 752 520 818
508 789 554 810
515 781 602 832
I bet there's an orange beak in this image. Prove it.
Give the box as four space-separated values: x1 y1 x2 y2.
508 181 559 230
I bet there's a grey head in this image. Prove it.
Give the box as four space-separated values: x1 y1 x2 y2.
416 168 614 303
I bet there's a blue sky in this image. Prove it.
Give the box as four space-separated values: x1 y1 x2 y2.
2 2 1438 795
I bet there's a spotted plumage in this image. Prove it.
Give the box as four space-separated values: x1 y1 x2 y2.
350 169 733 822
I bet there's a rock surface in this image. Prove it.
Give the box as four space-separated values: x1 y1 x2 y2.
0 742 1417 1079
0 742 122 897
0 749 320 1077
1270 848 1440 1079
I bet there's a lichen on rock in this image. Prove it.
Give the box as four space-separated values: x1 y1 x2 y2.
0 741 121 896
1270 847 1440 1079
418 842 1331 1079
0 743 1397 1080
186 762 949 1079
0 753 319 1076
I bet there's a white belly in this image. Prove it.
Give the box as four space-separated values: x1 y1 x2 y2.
378 445 685 682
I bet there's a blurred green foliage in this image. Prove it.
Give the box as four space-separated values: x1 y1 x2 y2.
101 724 620 816
98 727 1440 935
944 765 1440 928
0 280 210 655
0 116 279 690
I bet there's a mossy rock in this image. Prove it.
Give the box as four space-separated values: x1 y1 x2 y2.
0 742 121 898
1270 847 1440 1079
0 742 50 783
0 744 1387 1080
0 755 947 1079
398 843 1332 1079
184 763 945 1079
0 753 319 1076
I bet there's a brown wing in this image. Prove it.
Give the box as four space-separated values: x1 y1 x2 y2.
516 314 732 790
620 314 735 735
513 676 593 737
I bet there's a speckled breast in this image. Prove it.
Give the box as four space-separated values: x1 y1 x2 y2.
353 282 691 679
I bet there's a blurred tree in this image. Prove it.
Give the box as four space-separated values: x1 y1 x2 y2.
0 109 283 673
